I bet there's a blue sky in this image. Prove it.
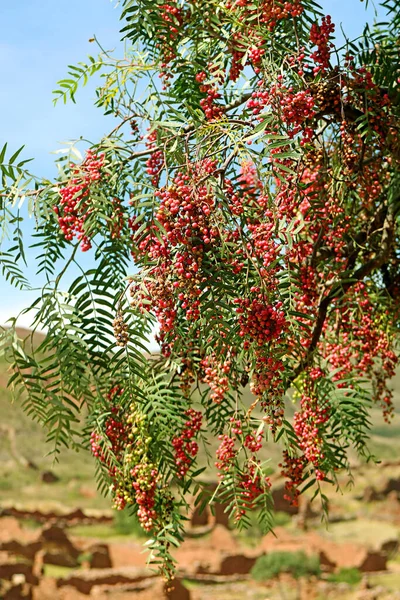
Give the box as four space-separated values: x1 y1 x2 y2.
0 0 385 328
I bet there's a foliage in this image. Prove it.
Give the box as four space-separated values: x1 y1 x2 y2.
327 567 362 585
1 0 400 582
251 551 321 581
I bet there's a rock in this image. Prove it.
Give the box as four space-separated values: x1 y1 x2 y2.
153 578 191 600
190 503 210 527
0 517 28 543
39 525 78 555
190 483 230 529
32 549 45 578
43 550 78 568
31 578 59 600
39 525 80 567
0 552 38 585
318 550 335 572
213 501 230 528
2 582 33 600
56 566 155 595
358 551 387 573
256 528 388 574
166 578 191 600
196 550 258 576
89 544 112 569
218 553 257 575
38 584 88 600
380 539 399 558
41 471 60 484
0 540 41 561
90 580 154 599
382 478 400 496
136 578 191 600
67 508 87 522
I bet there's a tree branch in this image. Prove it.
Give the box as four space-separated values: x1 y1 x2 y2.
292 199 396 380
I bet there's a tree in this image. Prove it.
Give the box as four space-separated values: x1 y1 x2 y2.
0 0 399 582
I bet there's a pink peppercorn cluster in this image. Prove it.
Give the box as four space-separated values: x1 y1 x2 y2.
323 282 398 421
157 1 184 84
130 462 159 531
90 387 128 508
247 79 315 139
199 83 224 121
215 417 269 520
172 409 202 478
200 355 231 404
236 461 271 519
309 16 335 74
145 129 164 187
90 388 162 532
293 391 330 479
55 150 105 251
225 0 303 32
280 451 307 506
235 297 286 348
156 171 218 247
215 434 236 477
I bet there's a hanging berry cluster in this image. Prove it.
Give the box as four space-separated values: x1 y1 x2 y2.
55 150 105 251
172 409 202 478
91 390 163 532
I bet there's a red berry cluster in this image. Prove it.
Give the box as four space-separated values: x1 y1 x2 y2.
244 432 263 453
237 461 270 517
156 171 217 247
156 2 184 84
309 16 335 74
280 451 307 506
130 271 177 334
56 150 105 251
322 282 398 420
215 434 236 477
250 357 285 432
248 80 315 139
145 129 164 187
247 82 270 115
90 387 125 461
293 391 330 479
90 387 127 505
90 388 162 531
235 297 286 347
199 84 224 121
201 355 231 404
172 409 202 478
130 462 159 531
226 0 303 32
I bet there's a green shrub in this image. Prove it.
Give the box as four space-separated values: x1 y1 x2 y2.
251 551 321 581
328 568 362 586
